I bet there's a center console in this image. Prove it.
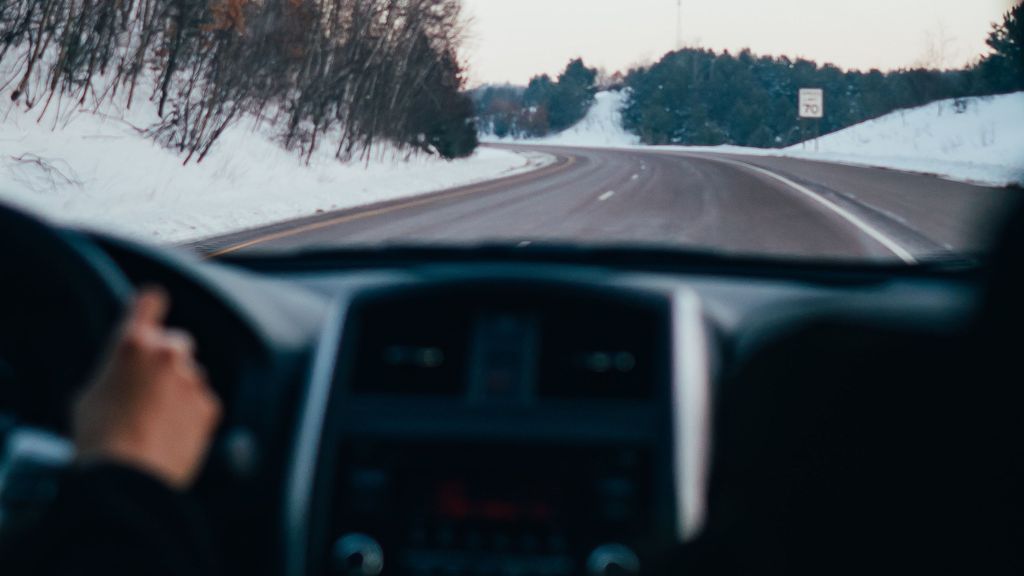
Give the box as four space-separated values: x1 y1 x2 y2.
287 280 711 576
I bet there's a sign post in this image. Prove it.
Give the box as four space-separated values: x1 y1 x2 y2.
798 88 824 152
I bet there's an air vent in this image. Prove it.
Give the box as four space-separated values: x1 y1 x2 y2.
346 291 471 396
537 295 666 399
341 282 669 400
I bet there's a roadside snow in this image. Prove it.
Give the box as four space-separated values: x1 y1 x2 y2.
0 100 552 243
777 93 1024 186
499 89 1024 187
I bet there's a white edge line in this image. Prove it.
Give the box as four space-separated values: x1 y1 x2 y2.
684 156 918 264
672 288 712 541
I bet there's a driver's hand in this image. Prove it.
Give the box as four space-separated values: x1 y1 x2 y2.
72 288 222 490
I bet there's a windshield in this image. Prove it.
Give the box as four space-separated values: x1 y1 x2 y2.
0 0 1020 263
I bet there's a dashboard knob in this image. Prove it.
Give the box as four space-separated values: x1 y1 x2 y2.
586 543 641 576
332 533 384 576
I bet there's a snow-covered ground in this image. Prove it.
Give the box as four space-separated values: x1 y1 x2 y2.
0 100 551 243
482 91 640 148
490 90 1024 187
533 91 640 147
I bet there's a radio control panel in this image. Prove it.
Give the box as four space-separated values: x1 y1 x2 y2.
327 443 655 576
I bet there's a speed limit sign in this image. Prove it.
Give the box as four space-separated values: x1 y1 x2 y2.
799 88 824 118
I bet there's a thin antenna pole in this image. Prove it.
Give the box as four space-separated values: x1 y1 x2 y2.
676 0 682 48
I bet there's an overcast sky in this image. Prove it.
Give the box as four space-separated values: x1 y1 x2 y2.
460 0 1017 86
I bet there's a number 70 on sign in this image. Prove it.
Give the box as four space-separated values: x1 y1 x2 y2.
799 88 824 118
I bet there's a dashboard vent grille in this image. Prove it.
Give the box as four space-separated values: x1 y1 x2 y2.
536 295 665 399
346 292 470 396
342 283 668 400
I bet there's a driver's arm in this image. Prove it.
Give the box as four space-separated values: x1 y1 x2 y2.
3 288 222 576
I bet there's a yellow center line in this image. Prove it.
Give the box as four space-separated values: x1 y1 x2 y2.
204 153 577 259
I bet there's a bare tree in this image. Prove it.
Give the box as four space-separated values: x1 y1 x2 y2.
914 21 961 70
0 0 476 163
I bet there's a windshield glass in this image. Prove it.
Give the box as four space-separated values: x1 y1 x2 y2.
0 0 1020 262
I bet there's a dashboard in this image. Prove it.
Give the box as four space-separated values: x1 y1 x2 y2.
52 236 1017 576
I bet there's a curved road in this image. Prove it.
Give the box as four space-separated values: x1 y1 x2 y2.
190 145 1017 262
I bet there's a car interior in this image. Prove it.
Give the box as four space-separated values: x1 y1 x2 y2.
0 200 1021 576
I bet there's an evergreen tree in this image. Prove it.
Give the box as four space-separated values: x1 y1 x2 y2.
548 59 598 131
524 75 556 108
472 59 597 138
980 2 1024 92
409 49 479 159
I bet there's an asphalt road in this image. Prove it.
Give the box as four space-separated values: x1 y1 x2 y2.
189 145 1018 263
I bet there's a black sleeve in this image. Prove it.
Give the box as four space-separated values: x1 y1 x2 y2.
5 462 218 576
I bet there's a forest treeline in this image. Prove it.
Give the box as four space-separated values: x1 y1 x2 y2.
0 0 478 162
475 3 1023 148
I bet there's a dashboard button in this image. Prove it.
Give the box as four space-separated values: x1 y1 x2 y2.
596 478 636 522
349 469 390 515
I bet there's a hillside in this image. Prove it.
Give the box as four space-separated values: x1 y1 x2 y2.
533 91 640 147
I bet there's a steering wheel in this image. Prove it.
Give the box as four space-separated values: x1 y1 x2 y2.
0 203 132 432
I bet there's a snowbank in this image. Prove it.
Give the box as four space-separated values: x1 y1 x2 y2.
777 93 1024 186
0 100 551 243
